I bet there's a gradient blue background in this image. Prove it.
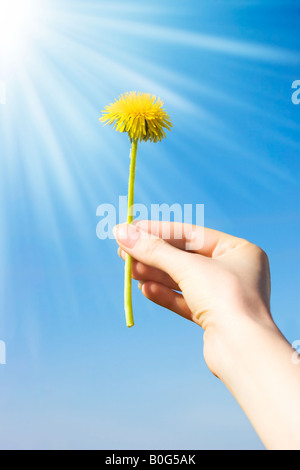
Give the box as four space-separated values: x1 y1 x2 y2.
0 0 299 450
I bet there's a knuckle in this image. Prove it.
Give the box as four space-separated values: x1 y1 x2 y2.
259 248 269 265
252 245 270 267
146 237 163 258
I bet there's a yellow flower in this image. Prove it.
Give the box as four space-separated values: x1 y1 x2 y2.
100 91 172 328
100 91 172 143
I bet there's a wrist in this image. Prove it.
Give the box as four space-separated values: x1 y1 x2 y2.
203 306 279 382
207 312 300 450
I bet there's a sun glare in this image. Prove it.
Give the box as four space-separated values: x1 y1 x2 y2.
0 0 37 58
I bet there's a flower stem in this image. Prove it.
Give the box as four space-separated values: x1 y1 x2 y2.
124 139 138 327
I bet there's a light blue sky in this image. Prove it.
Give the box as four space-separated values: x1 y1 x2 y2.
0 0 299 450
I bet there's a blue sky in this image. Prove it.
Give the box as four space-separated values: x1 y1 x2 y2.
0 0 299 450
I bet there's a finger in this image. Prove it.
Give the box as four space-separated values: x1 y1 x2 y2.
114 223 195 286
118 248 180 291
139 281 193 322
133 220 242 257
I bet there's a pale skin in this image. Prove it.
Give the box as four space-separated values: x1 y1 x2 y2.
114 220 300 450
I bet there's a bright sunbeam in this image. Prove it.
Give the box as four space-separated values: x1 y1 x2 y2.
0 0 37 58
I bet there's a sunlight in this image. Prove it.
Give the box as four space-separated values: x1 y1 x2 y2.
0 0 37 58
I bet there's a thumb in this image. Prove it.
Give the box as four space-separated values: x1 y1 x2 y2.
114 223 191 285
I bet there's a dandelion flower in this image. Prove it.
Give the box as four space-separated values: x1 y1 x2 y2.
100 92 172 327
100 91 172 143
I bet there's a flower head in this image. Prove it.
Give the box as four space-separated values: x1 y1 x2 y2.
100 91 172 143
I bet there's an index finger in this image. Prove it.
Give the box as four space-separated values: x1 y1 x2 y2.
133 220 242 257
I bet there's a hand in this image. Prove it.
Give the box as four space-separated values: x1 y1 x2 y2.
114 221 273 379
114 221 300 449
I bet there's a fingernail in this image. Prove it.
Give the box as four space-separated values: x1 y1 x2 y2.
113 224 141 248
138 281 144 290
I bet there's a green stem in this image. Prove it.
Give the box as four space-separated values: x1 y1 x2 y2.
124 139 138 327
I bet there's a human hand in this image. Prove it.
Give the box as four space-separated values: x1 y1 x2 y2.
114 221 273 380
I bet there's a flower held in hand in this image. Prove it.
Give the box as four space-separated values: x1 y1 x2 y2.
100 91 172 327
